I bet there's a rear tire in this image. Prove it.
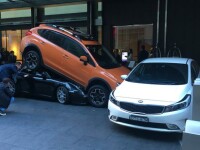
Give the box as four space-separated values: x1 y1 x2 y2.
24 50 41 70
87 85 110 108
56 86 70 104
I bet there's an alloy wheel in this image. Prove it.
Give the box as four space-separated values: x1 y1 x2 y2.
57 86 69 104
89 87 106 106
25 51 39 70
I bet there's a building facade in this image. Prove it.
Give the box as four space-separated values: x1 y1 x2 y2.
103 0 200 62
0 0 200 63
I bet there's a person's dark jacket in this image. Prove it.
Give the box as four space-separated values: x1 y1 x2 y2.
138 50 149 63
7 54 17 63
0 63 18 81
0 82 13 109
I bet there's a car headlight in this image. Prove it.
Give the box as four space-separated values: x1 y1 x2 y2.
109 91 120 106
163 94 191 113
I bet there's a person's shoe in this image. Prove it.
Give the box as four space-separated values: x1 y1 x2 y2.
0 110 6 116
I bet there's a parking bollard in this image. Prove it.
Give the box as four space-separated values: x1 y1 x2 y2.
181 78 200 150
192 78 200 121
182 120 200 150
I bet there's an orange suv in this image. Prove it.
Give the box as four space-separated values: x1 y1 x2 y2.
20 24 130 107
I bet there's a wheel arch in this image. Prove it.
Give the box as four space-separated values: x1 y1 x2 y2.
86 78 112 93
22 44 43 65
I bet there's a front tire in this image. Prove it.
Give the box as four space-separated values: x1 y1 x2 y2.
87 85 110 108
56 86 70 104
24 50 41 70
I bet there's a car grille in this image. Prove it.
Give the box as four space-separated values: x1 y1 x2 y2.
120 102 164 114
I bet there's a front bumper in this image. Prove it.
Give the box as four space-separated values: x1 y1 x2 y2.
108 100 191 132
69 90 88 105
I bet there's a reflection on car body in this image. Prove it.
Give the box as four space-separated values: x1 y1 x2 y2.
15 69 87 104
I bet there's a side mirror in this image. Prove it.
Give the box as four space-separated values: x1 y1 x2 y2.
80 56 88 65
121 75 128 80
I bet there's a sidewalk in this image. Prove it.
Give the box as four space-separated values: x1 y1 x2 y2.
0 98 181 150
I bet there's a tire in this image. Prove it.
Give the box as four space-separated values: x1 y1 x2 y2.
56 86 70 104
24 50 41 70
87 85 110 108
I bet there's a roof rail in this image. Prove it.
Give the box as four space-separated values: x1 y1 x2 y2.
45 24 94 41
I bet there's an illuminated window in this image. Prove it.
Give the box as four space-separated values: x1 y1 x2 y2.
1 9 31 19
1 29 28 61
113 24 153 61
0 8 31 25
45 3 87 15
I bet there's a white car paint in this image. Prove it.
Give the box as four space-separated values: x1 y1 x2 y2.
108 57 199 132
115 81 191 105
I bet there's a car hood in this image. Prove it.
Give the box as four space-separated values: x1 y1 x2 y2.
114 81 191 105
103 66 130 83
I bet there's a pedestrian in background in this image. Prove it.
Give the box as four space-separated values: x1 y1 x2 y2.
0 78 15 116
127 49 133 62
138 45 149 63
7 50 17 64
1 49 9 64
114 49 121 64
126 49 134 68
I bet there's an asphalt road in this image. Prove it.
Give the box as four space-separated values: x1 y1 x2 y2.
0 97 182 150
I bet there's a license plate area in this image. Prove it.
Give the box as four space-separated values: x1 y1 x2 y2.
129 115 149 122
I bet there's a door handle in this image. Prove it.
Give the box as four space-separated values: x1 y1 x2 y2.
40 41 45 45
63 55 69 59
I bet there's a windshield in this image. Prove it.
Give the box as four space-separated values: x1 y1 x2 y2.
126 63 188 85
86 45 120 69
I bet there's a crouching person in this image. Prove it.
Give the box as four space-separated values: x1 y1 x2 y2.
0 78 15 116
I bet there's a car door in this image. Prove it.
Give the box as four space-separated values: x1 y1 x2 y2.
16 77 33 94
59 35 95 87
32 76 56 97
37 29 65 73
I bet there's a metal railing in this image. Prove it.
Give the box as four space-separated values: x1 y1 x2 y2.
167 43 182 57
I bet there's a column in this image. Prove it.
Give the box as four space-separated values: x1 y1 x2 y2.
87 1 98 40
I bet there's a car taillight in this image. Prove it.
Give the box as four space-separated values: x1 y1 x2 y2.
25 30 32 36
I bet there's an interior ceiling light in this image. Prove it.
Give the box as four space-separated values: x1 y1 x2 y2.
8 0 20 2
0 0 9 2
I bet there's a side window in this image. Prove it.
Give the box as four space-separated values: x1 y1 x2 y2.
62 36 86 57
191 61 200 78
47 31 65 47
38 29 65 47
38 29 95 66
191 67 196 83
38 29 49 39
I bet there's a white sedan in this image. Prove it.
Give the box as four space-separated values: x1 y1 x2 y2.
108 58 199 132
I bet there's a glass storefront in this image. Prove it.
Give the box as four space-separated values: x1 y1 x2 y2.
1 29 28 61
113 24 153 61
0 8 31 62
0 1 102 62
